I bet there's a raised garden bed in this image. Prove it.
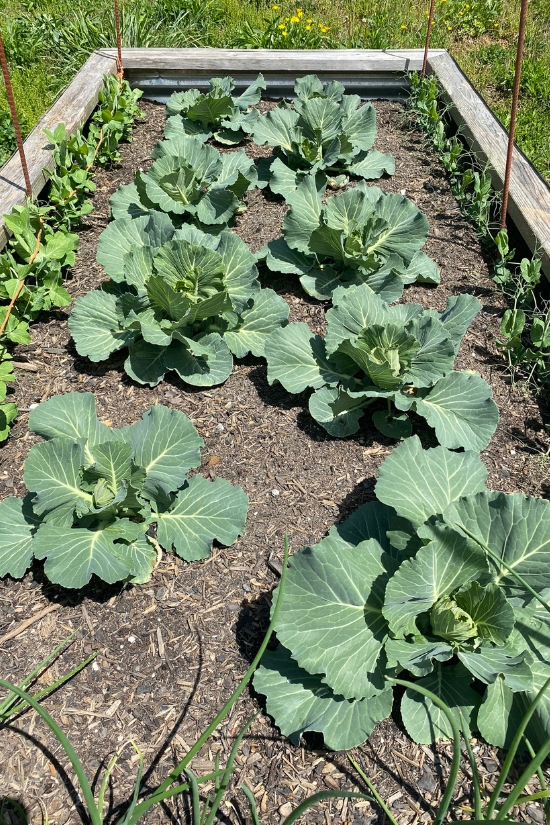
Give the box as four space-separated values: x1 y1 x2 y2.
1 84 549 823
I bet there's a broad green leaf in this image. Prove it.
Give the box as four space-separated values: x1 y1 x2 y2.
404 316 455 387
325 284 392 355
156 474 248 561
265 322 355 394
123 246 154 289
430 294 481 352
385 638 453 677
164 333 233 387
454 581 515 646
264 238 314 276
216 231 259 312
196 188 239 225
415 371 499 451
323 185 375 232
109 176 155 220
477 677 520 749
124 339 168 386
164 114 209 141
372 409 412 439
0 495 40 578
121 405 203 498
308 386 366 438
23 440 93 521
224 289 289 358
146 279 192 323
401 665 480 743
123 532 159 584
33 523 136 588
348 150 395 179
89 441 134 492
216 150 257 196
28 392 122 460
250 104 301 153
186 92 234 126
457 646 533 691
299 97 342 148
234 73 265 110
269 157 299 198
69 290 137 362
404 250 440 284
328 500 397 555
254 645 393 750
273 535 398 699
361 188 429 264
375 435 488 527
283 174 326 253
442 491 550 590
382 526 488 637
343 102 377 152
519 660 550 744
96 212 174 280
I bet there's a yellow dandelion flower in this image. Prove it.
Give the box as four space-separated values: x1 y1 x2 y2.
290 15 299 22
447 25 452 29
494 21 498 25
306 17 312 22
272 4 279 9
278 22 286 28
430 19 435 24
465 4 470 7
282 29 287 35
298 10 304 17
400 23 406 28
459 10 464 14
285 16 290 21
305 24 311 29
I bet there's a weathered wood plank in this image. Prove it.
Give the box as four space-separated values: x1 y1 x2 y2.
98 47 443 73
0 50 117 250
429 51 550 275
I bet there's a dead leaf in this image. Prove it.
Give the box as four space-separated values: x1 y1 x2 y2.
208 455 222 467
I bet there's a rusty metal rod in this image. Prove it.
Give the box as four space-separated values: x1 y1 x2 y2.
421 0 437 78
500 0 529 229
0 31 32 197
114 0 123 80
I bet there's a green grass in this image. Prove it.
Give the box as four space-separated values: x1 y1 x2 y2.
0 0 549 179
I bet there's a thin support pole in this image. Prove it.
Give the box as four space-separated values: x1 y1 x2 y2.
114 0 123 80
421 0 437 78
500 0 529 229
0 32 32 197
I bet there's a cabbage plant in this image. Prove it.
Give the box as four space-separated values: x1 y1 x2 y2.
246 74 394 196
0 393 249 589
165 74 265 145
254 436 550 750
264 283 498 449
262 176 440 301
108 136 258 227
69 224 289 387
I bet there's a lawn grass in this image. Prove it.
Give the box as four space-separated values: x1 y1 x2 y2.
0 0 548 178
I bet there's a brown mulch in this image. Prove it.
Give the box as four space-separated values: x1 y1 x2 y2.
0 98 549 825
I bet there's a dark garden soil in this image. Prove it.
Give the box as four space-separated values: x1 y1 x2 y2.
0 98 549 825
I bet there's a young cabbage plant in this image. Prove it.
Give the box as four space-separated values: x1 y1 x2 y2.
260 176 440 301
70 223 289 387
246 74 394 197
254 436 550 751
108 136 258 228
0 392 249 589
165 74 265 145
264 283 498 449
